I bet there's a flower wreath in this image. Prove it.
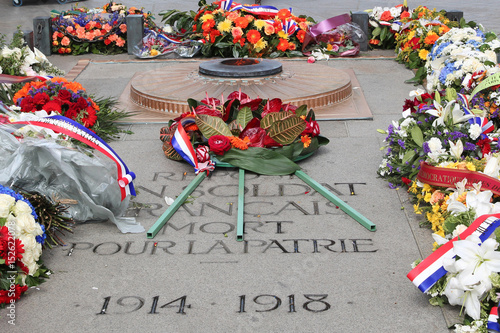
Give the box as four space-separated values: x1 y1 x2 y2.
160 91 329 175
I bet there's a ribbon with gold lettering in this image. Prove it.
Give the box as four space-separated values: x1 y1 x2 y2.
416 162 500 196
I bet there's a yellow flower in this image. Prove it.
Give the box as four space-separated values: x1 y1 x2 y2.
217 19 233 33
277 30 289 40
254 38 268 52
407 30 415 40
466 162 476 171
424 192 432 202
150 49 159 56
200 13 214 22
422 184 433 192
418 49 429 60
408 181 419 194
413 203 422 214
253 19 266 30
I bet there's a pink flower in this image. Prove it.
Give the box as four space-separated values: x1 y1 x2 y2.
61 36 71 46
115 37 125 47
307 56 315 63
231 27 243 39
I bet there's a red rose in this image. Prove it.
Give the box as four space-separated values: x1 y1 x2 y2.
57 89 72 101
208 135 231 155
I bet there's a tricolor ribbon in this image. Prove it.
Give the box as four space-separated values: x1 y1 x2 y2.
170 118 215 175
219 0 279 17
488 303 500 332
5 111 136 201
283 18 298 35
0 74 49 84
457 93 494 139
407 213 500 293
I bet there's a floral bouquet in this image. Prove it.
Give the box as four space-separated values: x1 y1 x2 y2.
51 2 156 55
160 91 329 175
0 184 49 307
304 22 361 61
162 0 312 58
425 27 500 92
377 88 499 188
367 3 410 49
12 77 100 129
394 6 454 70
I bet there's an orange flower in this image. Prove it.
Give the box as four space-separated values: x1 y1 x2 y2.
424 32 439 45
301 135 311 148
380 11 393 21
234 16 249 29
226 11 239 21
202 19 216 32
230 136 249 150
246 29 261 44
119 24 127 33
277 38 289 52
369 39 380 45
296 29 306 43
288 42 296 51
401 11 410 19
277 8 291 21
116 37 125 47
61 36 71 46
231 27 243 38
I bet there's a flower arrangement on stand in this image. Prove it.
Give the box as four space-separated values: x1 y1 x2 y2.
0 184 50 307
160 91 328 174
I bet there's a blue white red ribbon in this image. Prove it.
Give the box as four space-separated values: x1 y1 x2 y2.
0 74 49 84
6 113 136 201
219 0 279 17
407 213 500 293
457 93 494 139
488 303 500 332
170 118 215 174
283 18 298 35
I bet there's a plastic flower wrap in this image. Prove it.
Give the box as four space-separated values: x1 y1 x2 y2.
425 27 500 92
304 23 362 59
0 184 49 306
160 91 328 175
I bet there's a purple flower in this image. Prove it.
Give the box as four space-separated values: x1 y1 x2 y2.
423 142 431 154
398 139 405 149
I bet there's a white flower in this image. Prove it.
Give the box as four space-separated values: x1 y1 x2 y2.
426 137 446 161
483 156 500 177
15 213 41 236
13 200 32 216
468 124 482 140
0 194 15 218
451 224 469 238
409 88 426 99
449 140 463 159
426 100 472 127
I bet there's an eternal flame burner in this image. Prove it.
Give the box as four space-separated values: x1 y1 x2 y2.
198 58 282 78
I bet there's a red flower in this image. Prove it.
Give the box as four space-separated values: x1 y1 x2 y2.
277 38 289 52
81 106 98 127
380 10 393 21
202 19 216 32
57 89 72 101
301 120 320 137
246 29 261 44
400 11 410 19
477 138 492 155
409 37 421 50
0 226 24 265
208 135 231 155
401 177 412 185
277 9 291 21
33 92 50 106
234 16 249 29
43 99 62 113
296 30 306 43
196 145 211 162
19 96 35 112
0 284 28 305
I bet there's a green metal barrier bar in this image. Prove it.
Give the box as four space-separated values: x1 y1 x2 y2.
236 168 245 241
294 170 376 231
146 172 207 239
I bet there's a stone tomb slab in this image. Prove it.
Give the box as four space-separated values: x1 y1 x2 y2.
9 124 451 332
